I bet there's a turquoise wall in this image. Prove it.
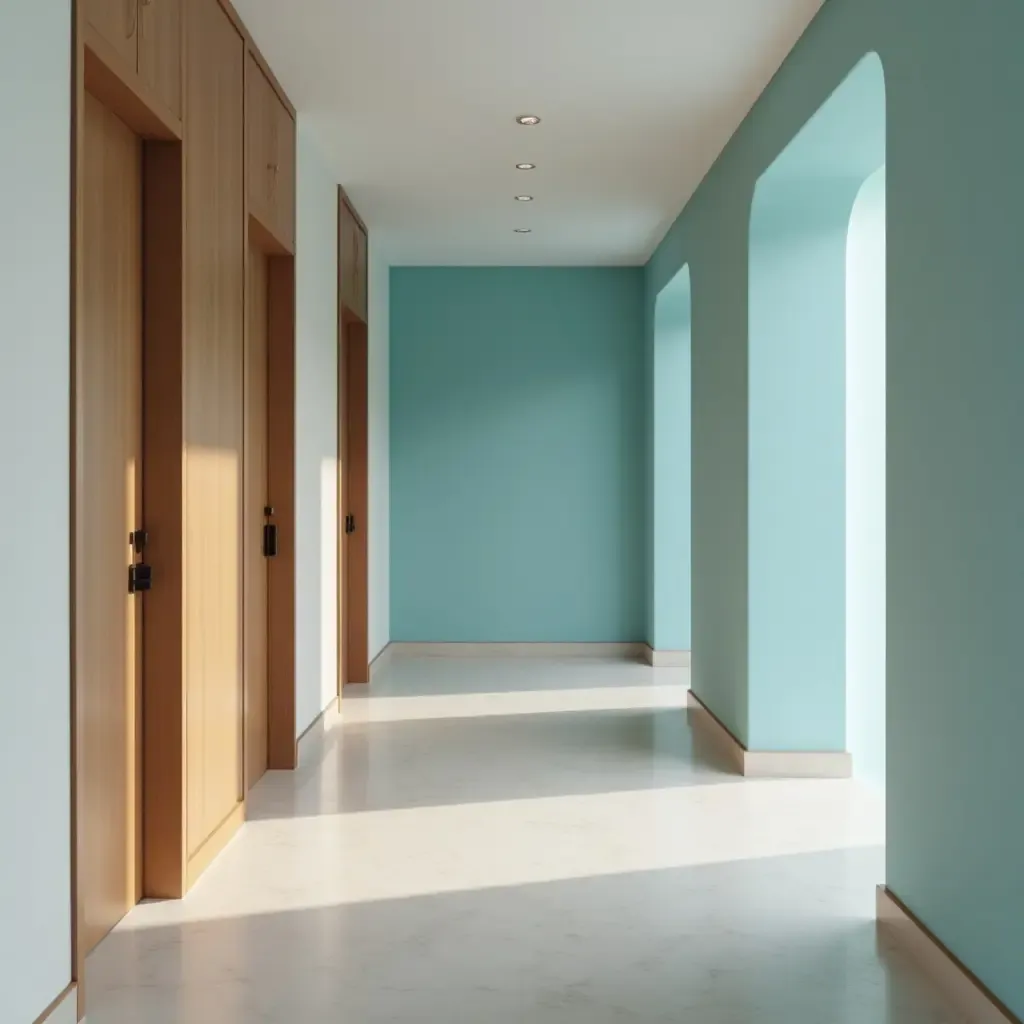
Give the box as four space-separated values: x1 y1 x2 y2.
646 0 1024 1014
390 267 645 642
650 268 692 652
746 55 885 753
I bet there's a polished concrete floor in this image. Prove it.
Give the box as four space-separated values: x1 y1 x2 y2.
86 657 962 1023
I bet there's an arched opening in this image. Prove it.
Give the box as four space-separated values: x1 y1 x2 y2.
651 266 692 658
746 54 886 775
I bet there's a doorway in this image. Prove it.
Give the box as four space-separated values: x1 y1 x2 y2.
77 92 144 956
244 242 271 788
339 317 369 686
244 236 298 776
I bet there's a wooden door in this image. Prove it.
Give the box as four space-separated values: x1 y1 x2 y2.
85 0 139 70
340 322 370 685
184 0 245 865
139 0 182 117
79 93 143 956
244 244 270 788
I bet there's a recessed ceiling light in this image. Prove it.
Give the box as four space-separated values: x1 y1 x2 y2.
515 195 534 202
515 115 541 126
516 162 536 170
514 228 532 233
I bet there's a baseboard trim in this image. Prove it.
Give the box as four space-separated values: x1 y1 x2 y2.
295 697 342 767
876 887 1019 1024
369 643 394 680
33 983 78 1024
387 642 647 660
186 801 245 890
643 646 691 668
686 690 852 778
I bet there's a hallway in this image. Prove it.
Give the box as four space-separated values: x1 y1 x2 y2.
85 657 959 1023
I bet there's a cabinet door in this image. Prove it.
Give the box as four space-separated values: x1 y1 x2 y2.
354 223 368 321
245 53 275 232
86 0 139 70
272 100 296 250
139 0 182 118
338 203 357 315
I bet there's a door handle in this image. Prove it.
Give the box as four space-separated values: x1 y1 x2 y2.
263 506 279 557
129 563 153 593
129 529 152 594
263 523 279 558
345 514 355 535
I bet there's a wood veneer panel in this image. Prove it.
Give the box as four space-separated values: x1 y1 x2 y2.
183 0 246 856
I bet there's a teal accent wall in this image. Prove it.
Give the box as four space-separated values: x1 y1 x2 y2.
650 267 692 652
646 0 1024 1014
390 267 645 643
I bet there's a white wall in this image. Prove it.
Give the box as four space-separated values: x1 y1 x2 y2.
295 123 390 728
368 251 390 660
294 121 340 736
0 1 74 1020
846 166 887 790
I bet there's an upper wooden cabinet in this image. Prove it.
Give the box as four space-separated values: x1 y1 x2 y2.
139 0 183 118
339 197 368 323
85 0 139 69
85 0 182 122
246 53 296 252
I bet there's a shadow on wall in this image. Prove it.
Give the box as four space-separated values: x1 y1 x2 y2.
745 53 886 761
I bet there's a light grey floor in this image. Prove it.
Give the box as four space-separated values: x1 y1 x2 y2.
86 657 961 1023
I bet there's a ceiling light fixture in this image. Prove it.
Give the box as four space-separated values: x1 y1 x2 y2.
515 195 534 202
516 162 536 170
514 228 532 233
515 115 541 126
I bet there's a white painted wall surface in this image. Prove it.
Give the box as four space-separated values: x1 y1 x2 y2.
846 166 887 790
294 121 340 736
368 251 390 660
0 2 74 1020
48 986 79 1024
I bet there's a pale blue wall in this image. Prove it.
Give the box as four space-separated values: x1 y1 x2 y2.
746 55 885 753
646 1 1024 1014
650 267 692 652
390 267 645 642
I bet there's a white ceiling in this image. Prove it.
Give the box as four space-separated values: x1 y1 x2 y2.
233 0 825 266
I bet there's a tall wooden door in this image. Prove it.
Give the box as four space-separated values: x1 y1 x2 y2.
183 0 245 868
79 92 144 955
245 244 270 788
340 321 369 685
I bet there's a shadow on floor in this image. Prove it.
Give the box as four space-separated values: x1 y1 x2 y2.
85 846 961 1024
248 705 738 821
